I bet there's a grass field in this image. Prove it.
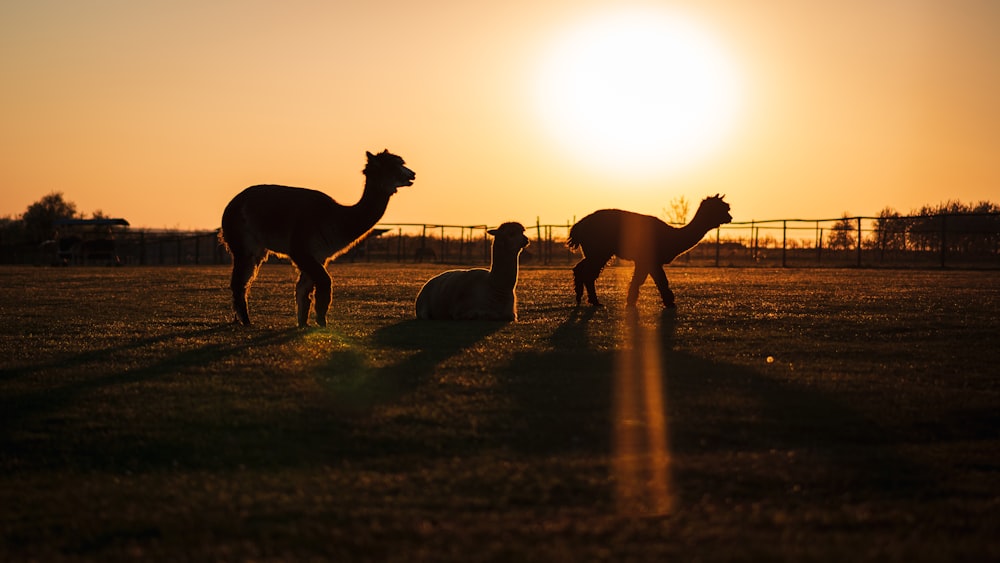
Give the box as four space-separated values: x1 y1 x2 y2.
1 263 998 561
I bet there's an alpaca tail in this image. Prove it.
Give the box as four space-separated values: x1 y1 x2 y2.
217 227 232 253
566 224 582 249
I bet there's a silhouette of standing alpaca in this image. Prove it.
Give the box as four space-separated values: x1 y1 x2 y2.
568 195 732 308
415 222 530 321
220 150 415 327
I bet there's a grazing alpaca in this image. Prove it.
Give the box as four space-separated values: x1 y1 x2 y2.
568 194 732 308
415 222 530 321
220 150 415 327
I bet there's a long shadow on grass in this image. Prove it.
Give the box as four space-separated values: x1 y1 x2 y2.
495 307 615 456
498 308 934 509
0 325 305 469
0 324 233 382
652 312 935 505
319 319 505 415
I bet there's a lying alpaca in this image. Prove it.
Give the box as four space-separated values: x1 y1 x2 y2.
220 150 415 327
568 194 732 308
415 222 530 321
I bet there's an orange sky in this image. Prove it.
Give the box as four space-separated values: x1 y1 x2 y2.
2 0 998 230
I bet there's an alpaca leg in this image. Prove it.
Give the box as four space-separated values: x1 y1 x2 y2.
230 254 263 325
573 256 607 306
572 259 587 305
626 264 651 308
291 255 331 327
650 266 676 308
312 271 332 327
584 276 601 306
295 271 315 328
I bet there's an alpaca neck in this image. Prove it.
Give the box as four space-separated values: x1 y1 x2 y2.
340 179 392 238
675 210 721 252
488 246 520 290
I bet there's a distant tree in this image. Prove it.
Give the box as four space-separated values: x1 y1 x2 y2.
925 200 1000 256
827 213 856 251
0 215 28 246
872 207 908 252
904 200 1000 254
663 196 690 226
22 192 78 243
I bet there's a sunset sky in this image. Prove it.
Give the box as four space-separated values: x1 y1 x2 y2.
2 0 998 230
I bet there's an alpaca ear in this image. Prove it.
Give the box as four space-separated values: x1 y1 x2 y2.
487 228 498 237
366 151 374 159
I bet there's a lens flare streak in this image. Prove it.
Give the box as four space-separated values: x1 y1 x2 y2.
612 314 674 516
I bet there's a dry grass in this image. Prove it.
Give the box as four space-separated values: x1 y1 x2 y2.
1 263 998 561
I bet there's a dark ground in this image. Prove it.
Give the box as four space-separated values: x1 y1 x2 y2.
1 264 998 561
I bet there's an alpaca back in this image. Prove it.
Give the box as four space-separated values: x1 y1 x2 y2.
568 209 671 262
415 268 509 320
221 185 341 259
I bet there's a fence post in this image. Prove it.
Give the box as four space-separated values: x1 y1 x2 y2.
536 217 542 264
856 216 862 267
546 224 553 265
817 227 823 265
483 226 489 262
715 227 721 267
418 225 427 263
940 214 947 268
782 220 787 268
438 225 448 264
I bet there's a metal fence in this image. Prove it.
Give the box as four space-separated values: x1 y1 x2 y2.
3 213 998 269
361 214 1000 269
713 213 1000 268
351 222 579 266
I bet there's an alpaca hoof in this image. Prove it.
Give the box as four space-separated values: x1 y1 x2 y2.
316 318 327 328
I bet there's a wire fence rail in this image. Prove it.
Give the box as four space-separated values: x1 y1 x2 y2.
2 212 998 269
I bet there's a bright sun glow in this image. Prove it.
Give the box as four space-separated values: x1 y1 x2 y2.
536 9 742 179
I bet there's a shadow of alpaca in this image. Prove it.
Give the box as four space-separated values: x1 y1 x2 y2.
494 307 616 456
495 308 934 509
653 311 936 506
0 326 308 471
0 324 236 383
1 325 303 418
320 319 506 415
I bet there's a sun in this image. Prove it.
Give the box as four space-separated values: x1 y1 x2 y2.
535 8 743 180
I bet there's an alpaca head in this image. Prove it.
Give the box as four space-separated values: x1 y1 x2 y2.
488 222 530 255
364 150 415 195
695 194 733 227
